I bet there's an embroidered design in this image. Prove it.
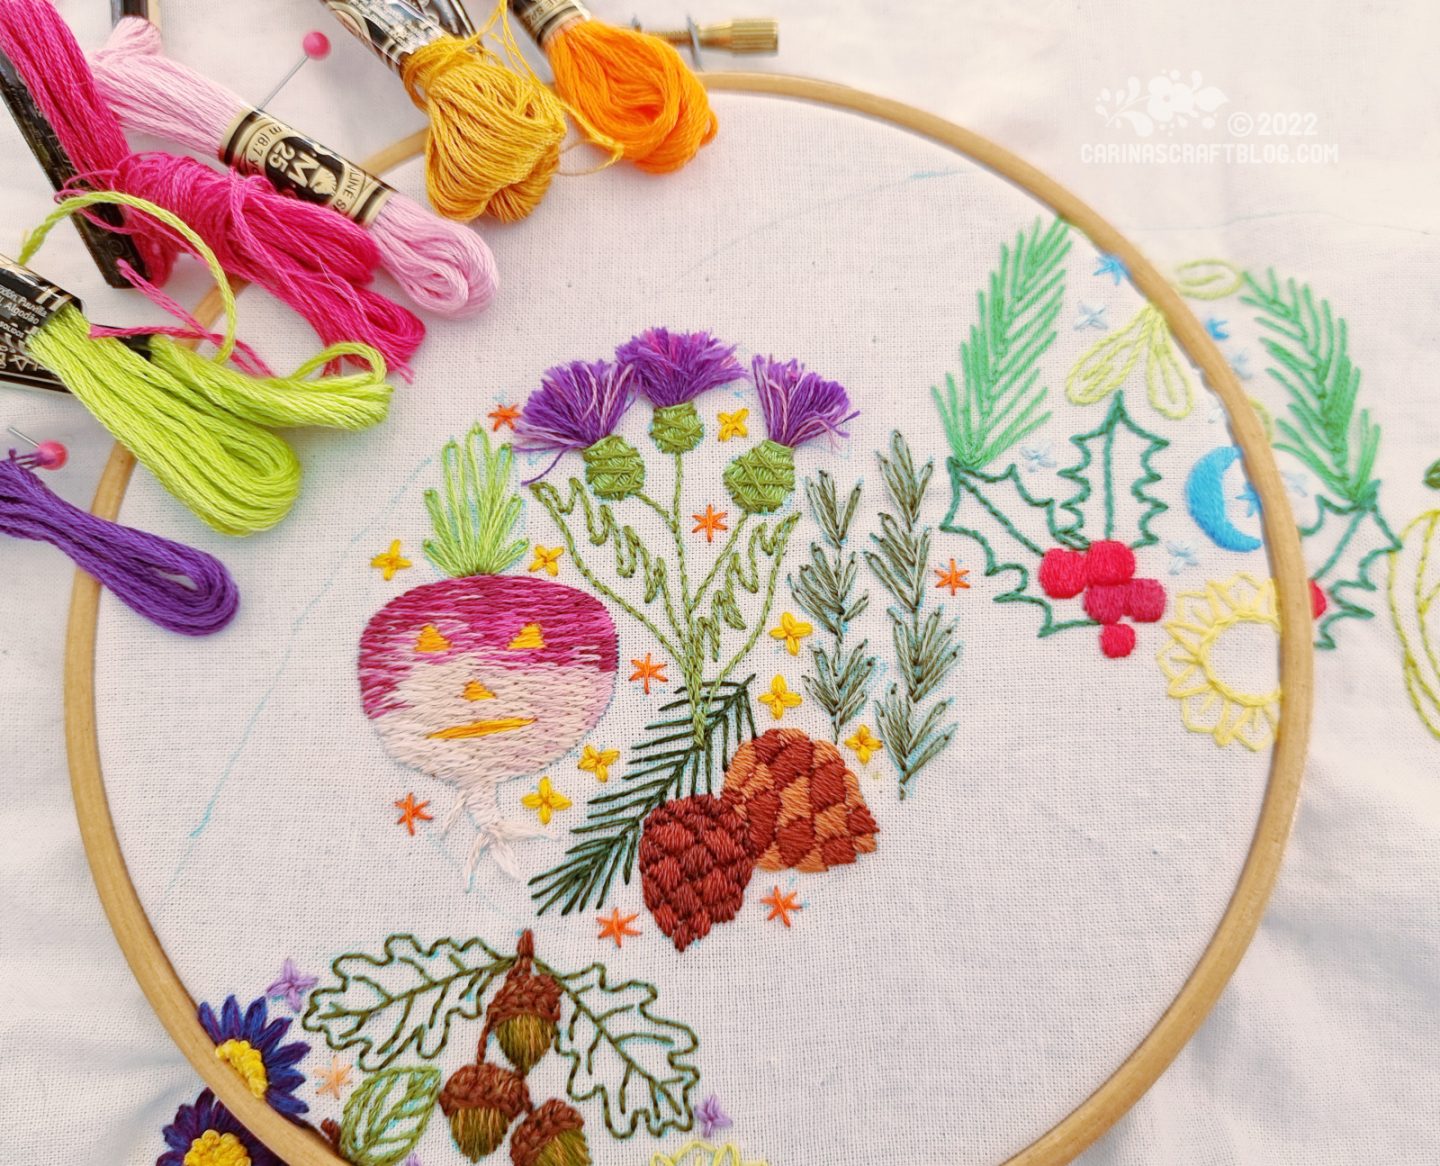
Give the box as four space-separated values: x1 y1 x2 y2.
757 674 802 719
371 540 413 581
1094 254 1128 284
316 1055 355 1100
597 908 643 947
199 996 309 1119
528 545 563 576
488 403 521 431
630 654 669 694
695 1096 732 1141
717 408 749 442
521 777 572 824
844 724 883 766
393 793 433 835
265 959 319 1014
640 794 755 951
1174 258 1243 301
1187 446 1264 552
867 434 962 795
578 744 620 783
1387 511 1440 740
1157 573 1282 751
303 932 700 1141
788 471 877 743
1074 302 1108 331
359 426 619 882
159 1090 281 1166
760 886 801 928
1426 461 1440 491
768 611 813 655
337 1067 441 1166
1067 304 1196 420
650 1141 768 1166
1205 316 1230 341
692 505 729 543
934 559 970 595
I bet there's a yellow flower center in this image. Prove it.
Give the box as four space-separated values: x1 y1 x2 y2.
183 1130 251 1166
214 1039 269 1099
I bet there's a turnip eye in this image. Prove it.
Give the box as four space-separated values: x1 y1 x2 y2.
415 624 452 653
463 680 495 702
507 623 546 651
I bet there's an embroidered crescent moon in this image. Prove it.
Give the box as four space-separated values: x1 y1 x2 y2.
1186 445 1263 553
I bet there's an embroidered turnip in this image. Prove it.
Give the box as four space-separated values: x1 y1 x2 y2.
358 426 618 879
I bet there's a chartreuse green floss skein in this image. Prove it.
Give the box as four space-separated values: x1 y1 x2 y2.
17 191 394 535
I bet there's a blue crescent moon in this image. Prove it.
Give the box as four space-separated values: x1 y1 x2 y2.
1186 445 1263 552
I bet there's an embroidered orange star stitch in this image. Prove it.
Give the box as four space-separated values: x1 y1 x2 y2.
370 539 412 581
394 793 433 836
758 674 802 719
935 558 971 596
717 408 749 441
769 612 814 656
630 654 668 694
692 505 728 543
488 403 521 431
761 886 801 928
314 1056 353 1100
529 545 563 576
578 744 620 783
520 777 571 825
597 908 642 948
845 724 884 765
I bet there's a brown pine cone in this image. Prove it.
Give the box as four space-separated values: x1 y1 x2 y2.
722 728 879 871
510 1099 589 1166
484 930 562 1076
439 1062 531 1162
639 794 755 952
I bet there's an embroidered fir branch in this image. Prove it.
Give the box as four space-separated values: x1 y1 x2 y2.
789 471 877 741
934 217 1071 471
529 677 758 916
1241 269 1380 505
422 424 527 578
865 434 962 798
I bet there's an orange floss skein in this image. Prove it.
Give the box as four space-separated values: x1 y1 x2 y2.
510 0 717 173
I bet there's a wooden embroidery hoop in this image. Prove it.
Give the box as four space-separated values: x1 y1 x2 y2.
62 74 1314 1166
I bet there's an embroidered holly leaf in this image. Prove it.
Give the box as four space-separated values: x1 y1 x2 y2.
339 1067 442 1166
302 936 511 1070
548 960 700 1139
1054 393 1170 549
1303 489 1401 649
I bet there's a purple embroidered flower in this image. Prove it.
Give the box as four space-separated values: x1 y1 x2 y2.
750 355 858 449
264 959 318 1013
615 328 743 407
198 995 310 1119
696 1094 733 1140
513 360 635 454
158 1088 281 1166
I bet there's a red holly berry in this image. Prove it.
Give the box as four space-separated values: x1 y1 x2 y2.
1085 540 1136 585
1125 578 1167 623
1310 580 1327 619
1083 582 1129 625
1039 547 1088 598
1100 623 1136 658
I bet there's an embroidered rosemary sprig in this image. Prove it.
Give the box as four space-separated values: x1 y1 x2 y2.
934 217 1071 471
865 433 962 798
789 471 876 741
421 424 527 577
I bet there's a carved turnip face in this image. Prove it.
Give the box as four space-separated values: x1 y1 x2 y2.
358 575 617 786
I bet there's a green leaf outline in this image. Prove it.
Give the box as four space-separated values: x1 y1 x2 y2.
1054 393 1170 548
339 1066 442 1166
1302 489 1402 649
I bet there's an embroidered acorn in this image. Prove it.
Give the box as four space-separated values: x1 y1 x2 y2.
514 359 644 500
723 356 858 515
484 930 562 1076
615 327 744 456
722 728 879 872
509 1099 590 1166
638 793 755 951
439 1061 532 1162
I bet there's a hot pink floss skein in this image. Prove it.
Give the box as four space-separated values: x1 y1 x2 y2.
0 0 423 375
93 16 498 319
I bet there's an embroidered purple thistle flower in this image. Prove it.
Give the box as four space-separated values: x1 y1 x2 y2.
198 995 310 1119
695 1094 733 1140
264 959 318 1013
513 360 635 454
750 355 858 449
615 328 743 407
158 1088 281 1166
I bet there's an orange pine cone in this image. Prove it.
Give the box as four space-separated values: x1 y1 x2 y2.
722 729 879 872
639 794 755 951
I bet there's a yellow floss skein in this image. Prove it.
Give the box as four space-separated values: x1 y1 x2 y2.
16 191 394 535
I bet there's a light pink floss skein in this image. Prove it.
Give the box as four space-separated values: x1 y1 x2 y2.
93 17 498 318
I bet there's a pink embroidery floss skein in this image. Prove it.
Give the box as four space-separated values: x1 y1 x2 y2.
92 16 499 319
0 0 424 376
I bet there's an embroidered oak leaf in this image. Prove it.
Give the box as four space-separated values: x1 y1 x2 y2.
552 961 700 1139
1301 490 1401 649
1054 393 1170 550
338 1066 441 1166
302 936 511 1071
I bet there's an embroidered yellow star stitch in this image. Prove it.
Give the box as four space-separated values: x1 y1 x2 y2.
845 724 884 765
314 1056 353 1100
578 744 620 783
717 408 749 442
370 540 412 581
521 777 572 824
769 612 814 656
529 545 563 576
758 674 802 719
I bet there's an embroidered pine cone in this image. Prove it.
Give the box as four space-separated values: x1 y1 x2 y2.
582 434 645 500
439 1062 531 1162
722 439 796 514
722 728 879 872
639 794 755 952
649 401 704 454
510 1099 590 1166
484 930 562 1076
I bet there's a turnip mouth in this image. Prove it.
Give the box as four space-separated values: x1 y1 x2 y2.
427 717 537 740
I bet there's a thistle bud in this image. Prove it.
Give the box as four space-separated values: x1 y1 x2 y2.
723 439 796 515
649 401 704 454
439 1062 531 1162
582 435 646 501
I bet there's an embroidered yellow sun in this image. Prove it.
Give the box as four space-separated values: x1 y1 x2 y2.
1157 573 1282 751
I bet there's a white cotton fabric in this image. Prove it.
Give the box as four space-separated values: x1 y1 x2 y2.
0 3 1436 1166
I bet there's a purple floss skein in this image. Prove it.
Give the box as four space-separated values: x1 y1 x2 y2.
0 456 238 636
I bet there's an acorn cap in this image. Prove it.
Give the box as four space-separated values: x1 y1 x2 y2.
484 931 562 1076
509 1099 590 1166
439 1062 531 1162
